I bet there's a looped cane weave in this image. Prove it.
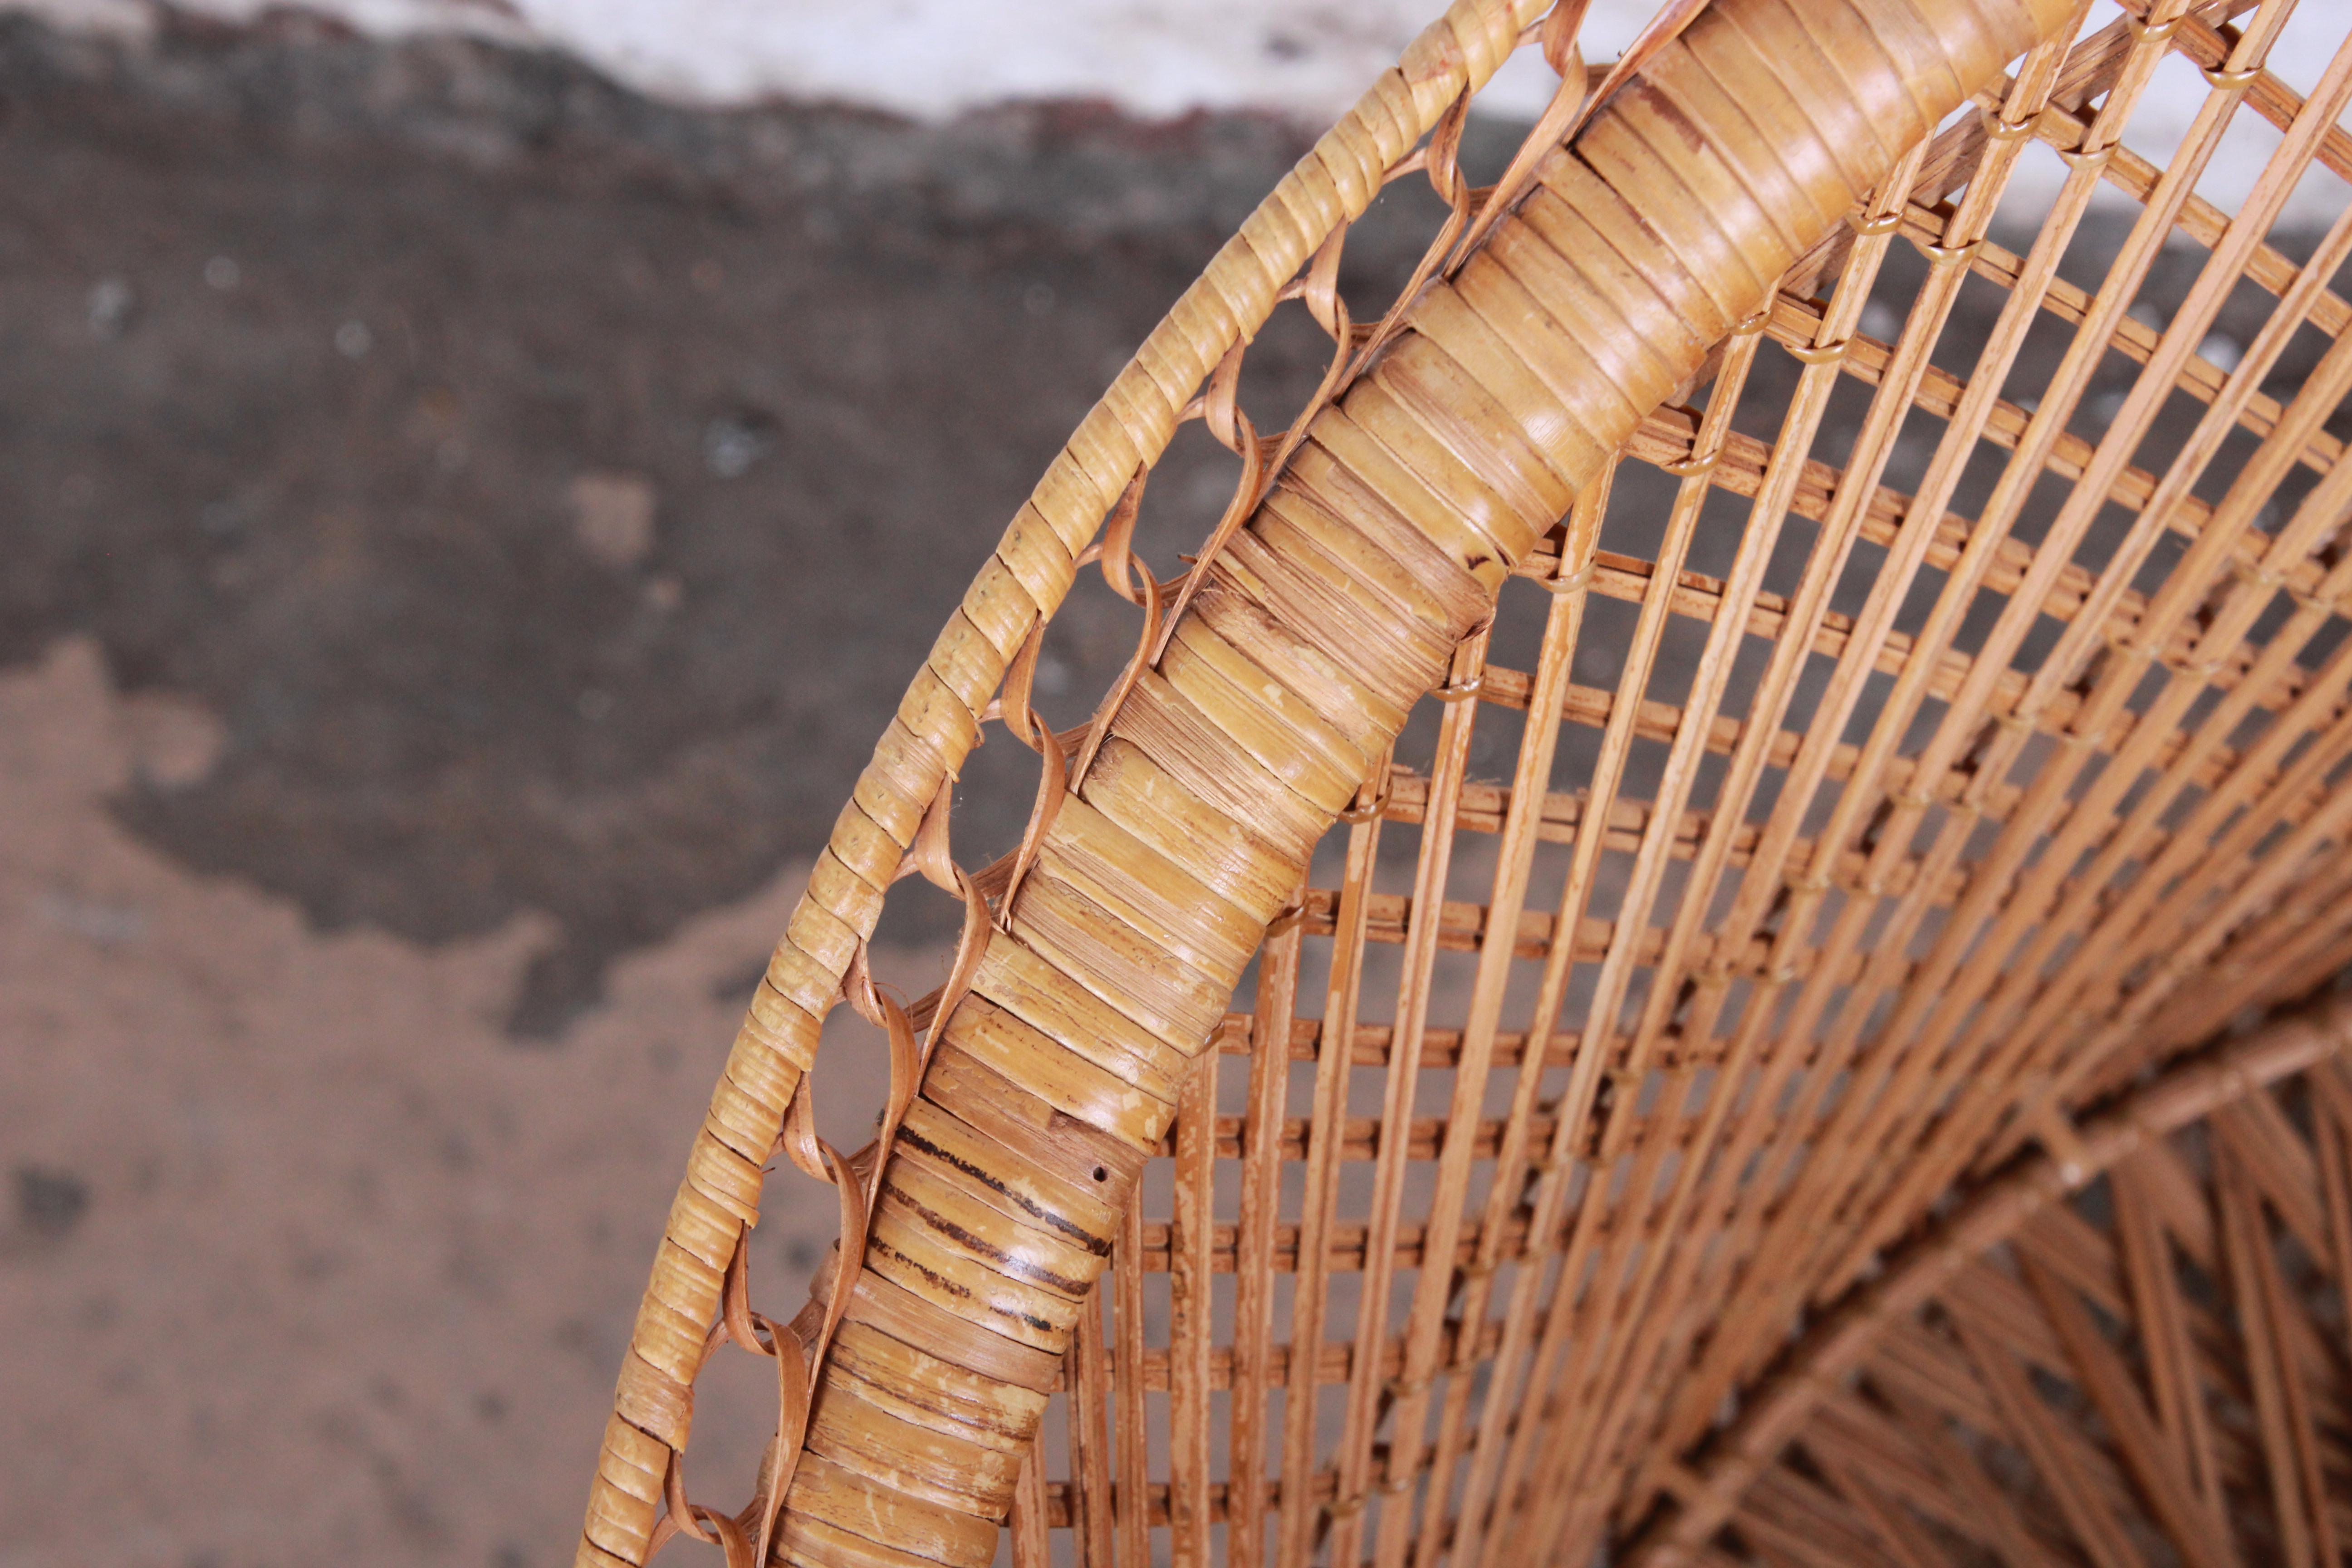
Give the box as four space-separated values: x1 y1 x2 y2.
579 0 2352 1565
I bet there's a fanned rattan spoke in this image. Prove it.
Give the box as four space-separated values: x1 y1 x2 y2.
582 6 2352 1568
2215 1150 2334 1568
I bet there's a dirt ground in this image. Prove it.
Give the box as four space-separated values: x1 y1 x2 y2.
3 635 860 1567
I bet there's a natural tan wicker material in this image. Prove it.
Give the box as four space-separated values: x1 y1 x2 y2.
1632 990 2352 1566
578 0 2352 1565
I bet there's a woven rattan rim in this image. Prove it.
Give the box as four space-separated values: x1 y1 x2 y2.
571 0 2352 1564
580 3 1574 1557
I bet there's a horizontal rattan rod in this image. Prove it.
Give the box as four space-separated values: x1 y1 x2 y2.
1116 1322 1504 1395
1966 230 2345 475
1575 504 2246 717
1619 396 2249 631
1028 1479 1275 1534
1205 1012 1593 1072
1793 314 2298 562
1470 662 2255 837
1386 744 2321 946
1755 305 2308 571
1676 262 2335 554
1631 428 2316 657
1307 862 2203 1031
1034 1442 1651 1534
1281 875 2343 1065
1032 1475 1690 1549
1204 851 2352 1100
1990 85 2352 349
1586 556 2307 776
1029 1482 1257 1534
2107 142 2352 333
1549 536 2292 732
1521 622 2311 836
1028 1467 1484 1531
1131 1139 1752 1257
1617 388 2285 640
1377 767 1976 906
1161 1112 1565 1172
1572 544 2104 711
1517 487 2323 759
1205 1011 1860 1083
1807 211 2348 482
1292 886 1910 992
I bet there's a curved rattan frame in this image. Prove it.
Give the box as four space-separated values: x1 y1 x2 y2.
1629 987 2352 1565
573 1 2352 1566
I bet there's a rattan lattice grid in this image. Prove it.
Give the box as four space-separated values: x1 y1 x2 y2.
577 2 2352 1567
1638 993 2352 1567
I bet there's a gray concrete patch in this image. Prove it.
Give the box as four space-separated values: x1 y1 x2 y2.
0 10 1504 1033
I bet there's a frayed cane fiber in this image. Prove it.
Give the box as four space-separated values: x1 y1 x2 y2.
578 0 2352 1567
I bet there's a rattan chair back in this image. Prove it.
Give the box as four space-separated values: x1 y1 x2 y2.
575 1 2352 1565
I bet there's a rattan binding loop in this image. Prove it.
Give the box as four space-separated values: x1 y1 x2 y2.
1658 448 1721 478
1785 337 1855 365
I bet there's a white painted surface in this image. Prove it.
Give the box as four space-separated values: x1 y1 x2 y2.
13 0 2351 222
13 0 1661 118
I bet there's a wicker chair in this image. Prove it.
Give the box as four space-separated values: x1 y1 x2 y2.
576 1 2352 1565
